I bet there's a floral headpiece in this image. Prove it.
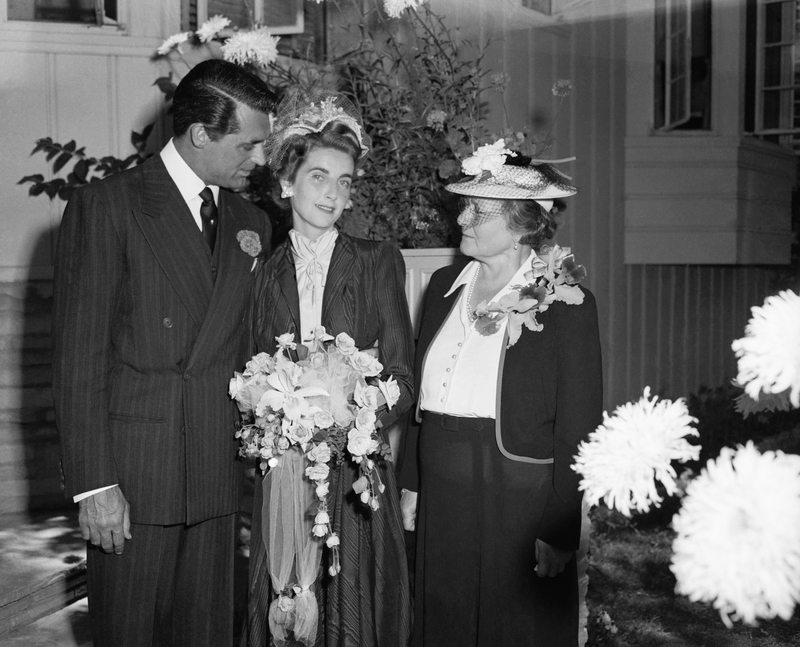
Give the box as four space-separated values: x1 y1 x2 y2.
266 88 370 171
447 139 577 227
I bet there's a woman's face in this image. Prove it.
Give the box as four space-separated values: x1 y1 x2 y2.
283 147 355 240
459 199 517 260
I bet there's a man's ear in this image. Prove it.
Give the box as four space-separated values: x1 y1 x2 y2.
189 123 210 149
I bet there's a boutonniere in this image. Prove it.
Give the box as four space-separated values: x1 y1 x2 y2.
473 244 587 348
237 230 262 272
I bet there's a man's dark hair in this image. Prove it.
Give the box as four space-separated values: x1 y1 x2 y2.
172 59 277 139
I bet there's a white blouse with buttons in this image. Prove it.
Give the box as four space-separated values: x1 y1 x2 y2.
419 252 536 419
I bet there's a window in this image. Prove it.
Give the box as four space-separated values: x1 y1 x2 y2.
654 0 712 130
751 0 800 150
183 0 304 35
7 0 117 24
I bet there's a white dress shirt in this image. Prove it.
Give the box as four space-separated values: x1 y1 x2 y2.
73 140 218 503
419 252 536 419
289 228 339 341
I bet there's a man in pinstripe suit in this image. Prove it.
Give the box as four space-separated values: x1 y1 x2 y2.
52 60 276 647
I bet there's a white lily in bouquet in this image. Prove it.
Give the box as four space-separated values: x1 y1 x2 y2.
229 327 400 573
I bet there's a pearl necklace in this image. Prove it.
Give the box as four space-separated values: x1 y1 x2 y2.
466 264 481 321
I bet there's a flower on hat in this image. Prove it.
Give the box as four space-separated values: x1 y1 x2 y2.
571 387 700 517
671 442 800 627
461 139 517 177
732 289 800 409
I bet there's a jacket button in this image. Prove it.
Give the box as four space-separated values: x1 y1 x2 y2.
183 373 190 381
163 317 173 328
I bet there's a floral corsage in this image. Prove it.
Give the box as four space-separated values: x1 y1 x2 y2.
237 229 263 272
473 244 587 347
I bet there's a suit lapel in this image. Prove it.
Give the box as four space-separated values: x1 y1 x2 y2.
133 157 213 328
186 191 259 367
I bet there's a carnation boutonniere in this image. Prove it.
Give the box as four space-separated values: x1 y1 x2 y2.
237 230 262 272
473 244 587 348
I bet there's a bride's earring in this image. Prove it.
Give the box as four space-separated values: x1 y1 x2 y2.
513 237 520 250
281 185 293 198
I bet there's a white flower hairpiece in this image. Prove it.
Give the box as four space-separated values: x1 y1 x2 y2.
671 442 800 627
280 96 368 157
383 0 428 19
572 387 700 517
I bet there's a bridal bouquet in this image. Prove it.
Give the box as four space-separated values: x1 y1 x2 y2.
229 327 400 571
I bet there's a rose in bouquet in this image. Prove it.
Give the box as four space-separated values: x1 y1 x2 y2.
229 327 401 573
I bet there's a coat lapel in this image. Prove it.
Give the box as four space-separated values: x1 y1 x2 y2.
133 157 213 328
273 242 302 336
321 233 357 330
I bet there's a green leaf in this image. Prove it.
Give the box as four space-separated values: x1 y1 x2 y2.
18 174 44 185
53 151 73 174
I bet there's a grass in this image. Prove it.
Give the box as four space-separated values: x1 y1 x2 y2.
585 505 800 647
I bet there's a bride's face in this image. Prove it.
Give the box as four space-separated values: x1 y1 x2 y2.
283 147 355 240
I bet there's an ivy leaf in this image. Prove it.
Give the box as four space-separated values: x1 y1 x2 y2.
72 159 89 183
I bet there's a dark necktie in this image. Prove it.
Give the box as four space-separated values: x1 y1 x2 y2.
199 186 218 253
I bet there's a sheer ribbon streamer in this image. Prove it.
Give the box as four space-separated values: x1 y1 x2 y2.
263 447 323 646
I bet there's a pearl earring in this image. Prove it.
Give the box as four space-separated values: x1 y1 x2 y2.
513 238 520 250
281 187 293 198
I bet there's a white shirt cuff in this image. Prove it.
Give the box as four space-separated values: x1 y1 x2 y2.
73 484 118 503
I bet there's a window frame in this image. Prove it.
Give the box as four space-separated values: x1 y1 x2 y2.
655 0 693 131
192 0 304 35
1 0 126 34
753 0 800 148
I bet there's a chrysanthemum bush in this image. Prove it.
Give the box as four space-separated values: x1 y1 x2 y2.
575 289 800 629
19 0 571 250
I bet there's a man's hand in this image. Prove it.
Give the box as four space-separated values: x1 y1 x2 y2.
78 486 132 555
534 538 573 578
400 489 418 532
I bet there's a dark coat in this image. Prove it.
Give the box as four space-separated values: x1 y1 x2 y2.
409 256 603 550
52 154 271 526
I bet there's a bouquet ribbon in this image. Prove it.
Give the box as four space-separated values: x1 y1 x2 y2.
264 447 322 646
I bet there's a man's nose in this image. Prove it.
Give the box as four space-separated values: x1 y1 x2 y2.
252 143 267 167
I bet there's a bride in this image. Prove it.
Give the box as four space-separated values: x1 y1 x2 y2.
240 88 413 647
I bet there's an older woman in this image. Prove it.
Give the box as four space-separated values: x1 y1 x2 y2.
400 148 603 646
241 89 413 647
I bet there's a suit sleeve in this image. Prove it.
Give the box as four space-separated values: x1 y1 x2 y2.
52 187 124 499
537 291 603 550
374 243 415 429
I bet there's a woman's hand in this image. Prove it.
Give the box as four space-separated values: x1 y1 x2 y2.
534 538 573 577
400 489 418 531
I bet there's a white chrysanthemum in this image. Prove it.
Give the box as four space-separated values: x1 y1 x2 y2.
157 32 190 56
671 442 800 627
572 387 700 517
732 290 800 408
221 28 280 68
383 0 427 19
196 14 230 43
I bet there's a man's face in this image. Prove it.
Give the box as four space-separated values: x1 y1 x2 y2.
201 104 271 191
